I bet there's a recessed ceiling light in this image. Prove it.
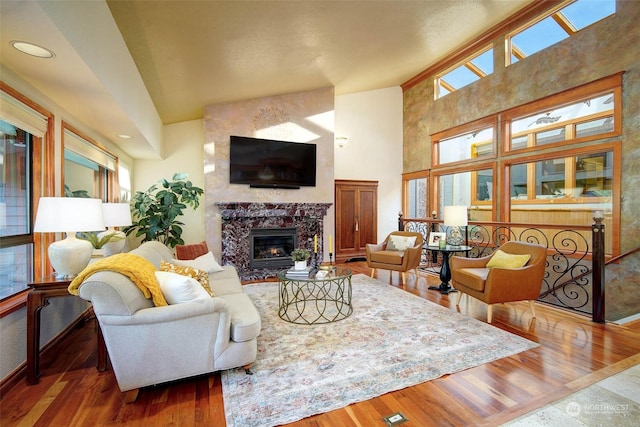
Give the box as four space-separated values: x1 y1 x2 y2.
117 134 133 139
10 41 55 59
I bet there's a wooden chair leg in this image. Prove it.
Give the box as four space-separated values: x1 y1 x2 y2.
401 272 406 285
123 388 139 403
456 291 463 306
487 305 493 323
370 268 376 278
529 300 537 318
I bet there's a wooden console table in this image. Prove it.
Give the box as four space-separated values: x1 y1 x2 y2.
26 275 107 385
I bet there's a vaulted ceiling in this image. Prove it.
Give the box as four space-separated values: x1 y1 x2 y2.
1 0 531 159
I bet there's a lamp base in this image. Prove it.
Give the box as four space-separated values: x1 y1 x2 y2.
446 227 464 247
48 234 93 278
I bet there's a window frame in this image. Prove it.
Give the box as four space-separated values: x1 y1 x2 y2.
431 116 497 168
501 73 622 155
0 82 54 313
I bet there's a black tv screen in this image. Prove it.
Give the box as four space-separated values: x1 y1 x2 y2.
229 136 316 189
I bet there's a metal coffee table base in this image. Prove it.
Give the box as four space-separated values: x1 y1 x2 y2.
278 273 352 325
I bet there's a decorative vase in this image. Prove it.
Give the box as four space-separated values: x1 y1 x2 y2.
294 260 307 270
92 248 107 258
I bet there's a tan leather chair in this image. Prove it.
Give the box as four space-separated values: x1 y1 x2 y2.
450 241 547 323
366 231 424 285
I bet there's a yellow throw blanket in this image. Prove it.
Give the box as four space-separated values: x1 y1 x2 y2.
68 253 167 306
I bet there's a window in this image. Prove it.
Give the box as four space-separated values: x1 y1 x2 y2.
0 84 53 301
508 91 616 151
402 171 429 218
432 118 495 167
0 120 33 299
424 75 622 256
435 47 493 99
508 0 615 65
62 123 118 203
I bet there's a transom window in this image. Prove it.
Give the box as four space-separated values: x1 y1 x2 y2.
508 0 615 65
435 47 493 99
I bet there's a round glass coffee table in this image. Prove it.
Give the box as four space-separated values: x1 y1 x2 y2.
277 267 353 325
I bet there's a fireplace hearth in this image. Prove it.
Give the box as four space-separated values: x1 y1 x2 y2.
216 202 331 280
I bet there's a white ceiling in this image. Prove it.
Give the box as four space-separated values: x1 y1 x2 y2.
1 0 531 159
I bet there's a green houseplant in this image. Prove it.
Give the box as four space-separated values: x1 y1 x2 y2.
125 173 203 248
291 248 311 270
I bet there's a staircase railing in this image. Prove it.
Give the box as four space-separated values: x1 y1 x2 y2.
399 214 629 323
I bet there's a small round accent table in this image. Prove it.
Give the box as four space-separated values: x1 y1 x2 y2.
425 245 472 294
277 267 353 324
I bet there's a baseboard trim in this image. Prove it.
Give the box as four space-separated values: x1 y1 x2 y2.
0 308 93 398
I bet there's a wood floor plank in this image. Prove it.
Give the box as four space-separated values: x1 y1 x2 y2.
1 261 639 426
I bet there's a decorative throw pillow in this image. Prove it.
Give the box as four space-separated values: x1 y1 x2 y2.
486 249 531 269
155 271 211 304
175 241 209 260
386 235 417 251
172 251 224 274
160 261 214 296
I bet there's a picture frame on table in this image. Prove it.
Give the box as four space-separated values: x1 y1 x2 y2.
428 232 446 246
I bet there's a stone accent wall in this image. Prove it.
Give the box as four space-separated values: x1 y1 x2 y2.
203 87 335 264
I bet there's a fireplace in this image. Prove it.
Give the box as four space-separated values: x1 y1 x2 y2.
216 202 331 280
250 228 297 269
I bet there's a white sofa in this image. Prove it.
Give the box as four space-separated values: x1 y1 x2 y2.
76 241 261 401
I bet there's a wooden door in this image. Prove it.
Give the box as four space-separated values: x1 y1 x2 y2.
335 180 378 263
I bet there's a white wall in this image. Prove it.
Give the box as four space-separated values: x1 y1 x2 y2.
131 119 205 247
334 87 403 240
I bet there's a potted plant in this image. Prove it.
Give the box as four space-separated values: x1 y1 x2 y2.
291 248 311 270
125 173 204 248
78 231 124 258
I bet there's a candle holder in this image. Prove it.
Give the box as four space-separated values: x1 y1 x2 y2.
329 252 333 266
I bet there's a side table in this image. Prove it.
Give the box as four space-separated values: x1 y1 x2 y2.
424 245 472 294
26 275 107 385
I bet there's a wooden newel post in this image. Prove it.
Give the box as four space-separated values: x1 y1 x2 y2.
592 211 605 323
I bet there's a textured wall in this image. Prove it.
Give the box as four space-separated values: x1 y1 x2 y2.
203 87 335 260
403 1 640 320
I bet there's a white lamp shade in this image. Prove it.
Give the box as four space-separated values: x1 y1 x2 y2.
443 205 468 227
34 197 105 278
102 203 132 227
34 197 105 232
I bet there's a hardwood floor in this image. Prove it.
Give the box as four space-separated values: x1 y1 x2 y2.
2 261 639 426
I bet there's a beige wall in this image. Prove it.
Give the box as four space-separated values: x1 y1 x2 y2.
132 119 205 247
335 87 403 239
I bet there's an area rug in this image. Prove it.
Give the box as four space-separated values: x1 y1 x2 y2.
221 274 538 427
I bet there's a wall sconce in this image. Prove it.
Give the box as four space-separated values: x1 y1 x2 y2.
335 136 348 148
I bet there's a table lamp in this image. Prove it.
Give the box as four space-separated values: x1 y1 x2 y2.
34 197 104 278
444 205 468 247
98 203 132 256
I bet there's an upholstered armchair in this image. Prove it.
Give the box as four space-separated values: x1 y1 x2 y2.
450 241 547 323
366 231 424 285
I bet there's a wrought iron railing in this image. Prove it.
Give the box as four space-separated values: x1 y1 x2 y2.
400 215 608 323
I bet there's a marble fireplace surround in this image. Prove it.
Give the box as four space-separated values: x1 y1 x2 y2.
216 202 331 281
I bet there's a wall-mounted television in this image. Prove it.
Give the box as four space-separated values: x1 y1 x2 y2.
229 135 317 189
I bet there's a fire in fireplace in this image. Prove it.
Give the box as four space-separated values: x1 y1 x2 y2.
249 227 297 269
